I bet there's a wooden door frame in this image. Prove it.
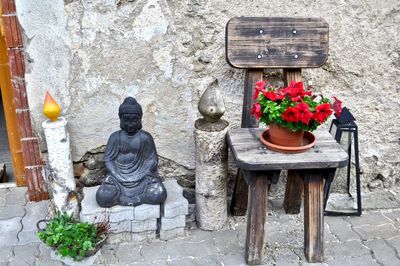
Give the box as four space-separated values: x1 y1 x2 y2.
0 0 48 201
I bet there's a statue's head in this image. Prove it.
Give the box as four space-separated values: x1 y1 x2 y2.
118 97 143 134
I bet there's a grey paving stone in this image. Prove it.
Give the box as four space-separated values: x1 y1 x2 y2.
353 223 399 240
18 229 42 245
383 210 400 222
216 253 247 266
6 187 27 205
161 214 185 231
266 222 303 248
140 241 167 261
0 246 14 263
387 236 400 255
35 243 64 266
22 201 48 231
187 227 216 243
129 261 167 266
383 210 400 229
132 218 157 232
192 255 221 265
345 211 393 227
134 204 160 220
162 180 188 218
35 258 64 266
325 216 360 241
95 244 119 266
131 231 156 242
0 188 6 207
110 220 131 233
160 227 185 240
164 238 216 259
12 243 39 265
106 232 132 245
275 253 300 266
115 242 144 264
8 260 30 266
325 240 371 257
167 257 195 266
0 217 22 247
365 238 400 266
324 223 338 243
212 229 243 255
325 255 379 266
300 262 328 266
0 204 25 219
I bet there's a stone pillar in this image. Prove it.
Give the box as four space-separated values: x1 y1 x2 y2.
194 82 229 230
42 117 78 217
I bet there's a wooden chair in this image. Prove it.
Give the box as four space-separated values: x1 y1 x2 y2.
226 17 349 264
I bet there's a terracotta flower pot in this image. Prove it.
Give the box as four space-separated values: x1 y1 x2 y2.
268 123 304 147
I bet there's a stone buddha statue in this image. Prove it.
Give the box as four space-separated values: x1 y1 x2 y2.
96 97 167 207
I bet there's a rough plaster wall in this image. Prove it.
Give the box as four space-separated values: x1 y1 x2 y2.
16 0 400 193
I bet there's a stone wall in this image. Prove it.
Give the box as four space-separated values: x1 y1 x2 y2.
15 0 400 197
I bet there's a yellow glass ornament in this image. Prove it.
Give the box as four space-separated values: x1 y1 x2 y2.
43 91 61 122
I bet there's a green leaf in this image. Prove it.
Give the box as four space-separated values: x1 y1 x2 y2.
82 241 93 250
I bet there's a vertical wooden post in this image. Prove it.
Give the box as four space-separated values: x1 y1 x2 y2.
304 171 324 262
230 69 263 216
283 170 303 214
245 171 268 265
282 69 304 214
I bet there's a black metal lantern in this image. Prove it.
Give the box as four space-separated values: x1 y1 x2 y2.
324 107 362 216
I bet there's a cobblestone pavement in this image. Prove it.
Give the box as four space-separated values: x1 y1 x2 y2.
1 187 399 266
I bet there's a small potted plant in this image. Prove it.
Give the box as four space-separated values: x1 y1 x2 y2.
37 211 110 263
251 80 341 152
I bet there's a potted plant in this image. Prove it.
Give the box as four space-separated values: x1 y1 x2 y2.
251 80 341 151
37 211 110 262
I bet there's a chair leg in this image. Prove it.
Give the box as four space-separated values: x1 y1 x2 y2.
304 171 324 262
284 170 303 214
245 173 269 265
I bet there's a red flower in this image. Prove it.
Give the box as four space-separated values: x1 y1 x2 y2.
263 91 277 101
295 103 313 125
331 96 342 118
291 95 303 102
282 107 300 123
251 102 263 120
253 81 266 100
255 81 266 88
312 103 333 123
275 88 285 100
284 81 312 99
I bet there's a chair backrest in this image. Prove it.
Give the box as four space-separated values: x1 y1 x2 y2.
226 17 329 69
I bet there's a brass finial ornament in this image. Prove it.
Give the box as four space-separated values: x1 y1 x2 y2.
43 91 61 122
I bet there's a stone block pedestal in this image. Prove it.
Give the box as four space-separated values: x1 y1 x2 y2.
80 180 188 241
160 180 188 240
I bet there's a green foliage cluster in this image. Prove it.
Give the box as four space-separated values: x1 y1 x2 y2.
37 212 103 261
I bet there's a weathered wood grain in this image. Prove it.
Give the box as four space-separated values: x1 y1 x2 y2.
303 171 324 262
230 69 263 216
242 69 263 128
226 17 329 69
283 170 303 214
245 172 269 265
227 128 348 170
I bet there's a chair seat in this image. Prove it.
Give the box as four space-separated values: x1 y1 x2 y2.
227 128 348 171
